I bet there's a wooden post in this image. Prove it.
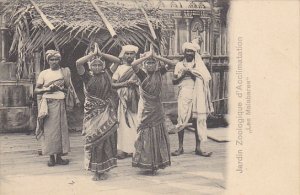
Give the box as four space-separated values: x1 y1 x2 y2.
223 26 227 55
168 31 173 55
174 19 179 55
90 0 117 39
185 18 191 42
219 69 224 114
0 14 7 62
203 21 207 54
34 51 41 81
219 22 222 55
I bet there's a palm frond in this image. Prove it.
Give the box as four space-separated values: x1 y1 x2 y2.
3 0 171 79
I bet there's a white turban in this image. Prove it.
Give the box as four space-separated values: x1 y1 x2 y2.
45 50 61 62
182 42 211 81
182 42 200 52
119 45 139 58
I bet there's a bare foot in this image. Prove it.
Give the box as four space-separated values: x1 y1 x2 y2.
99 173 108 180
92 173 108 181
92 173 101 181
171 148 184 156
195 149 212 157
151 169 157 176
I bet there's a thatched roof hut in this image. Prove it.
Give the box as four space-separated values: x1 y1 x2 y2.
3 0 169 79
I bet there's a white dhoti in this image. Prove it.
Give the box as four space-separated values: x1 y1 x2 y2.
177 79 208 141
175 55 214 142
117 103 137 153
113 64 140 154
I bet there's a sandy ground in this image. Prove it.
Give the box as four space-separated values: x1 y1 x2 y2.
0 129 227 195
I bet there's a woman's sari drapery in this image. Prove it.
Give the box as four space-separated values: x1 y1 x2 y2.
83 72 118 173
132 70 171 170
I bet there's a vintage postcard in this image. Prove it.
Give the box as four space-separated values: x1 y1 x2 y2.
0 0 299 195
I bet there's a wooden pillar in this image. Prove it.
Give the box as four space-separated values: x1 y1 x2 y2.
208 19 213 56
169 31 173 55
204 19 211 55
219 22 222 55
34 51 41 81
185 18 191 42
1 29 6 62
203 20 207 54
0 15 8 62
174 18 179 55
33 51 41 110
33 51 41 152
219 68 225 114
221 26 224 55
224 28 227 55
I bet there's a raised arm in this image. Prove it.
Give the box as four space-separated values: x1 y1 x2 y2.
153 54 177 68
101 53 121 65
76 50 97 75
130 51 153 72
97 46 121 74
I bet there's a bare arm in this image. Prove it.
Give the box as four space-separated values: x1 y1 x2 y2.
173 75 185 85
95 43 121 65
101 53 121 64
97 44 120 73
111 79 129 89
76 52 97 75
35 83 67 95
153 54 177 69
34 83 50 95
131 52 152 72
111 51 152 89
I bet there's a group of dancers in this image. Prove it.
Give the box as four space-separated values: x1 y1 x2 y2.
35 41 214 181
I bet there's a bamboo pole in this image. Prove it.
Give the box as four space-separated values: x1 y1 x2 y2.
139 6 157 41
29 0 55 31
90 0 117 39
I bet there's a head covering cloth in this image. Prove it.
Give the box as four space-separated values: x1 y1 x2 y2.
182 42 211 81
45 50 61 62
119 45 139 58
182 42 200 52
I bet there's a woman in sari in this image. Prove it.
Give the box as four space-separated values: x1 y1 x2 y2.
76 44 120 181
34 50 74 166
131 51 176 175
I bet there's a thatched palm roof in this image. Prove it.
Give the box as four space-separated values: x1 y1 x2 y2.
4 0 167 55
3 0 172 79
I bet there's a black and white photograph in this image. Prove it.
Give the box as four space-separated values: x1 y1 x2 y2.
0 0 299 195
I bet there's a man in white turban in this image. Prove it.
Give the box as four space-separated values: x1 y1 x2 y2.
171 41 214 157
112 45 140 159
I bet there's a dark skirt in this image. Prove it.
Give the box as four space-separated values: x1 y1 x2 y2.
88 128 118 174
132 123 171 170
